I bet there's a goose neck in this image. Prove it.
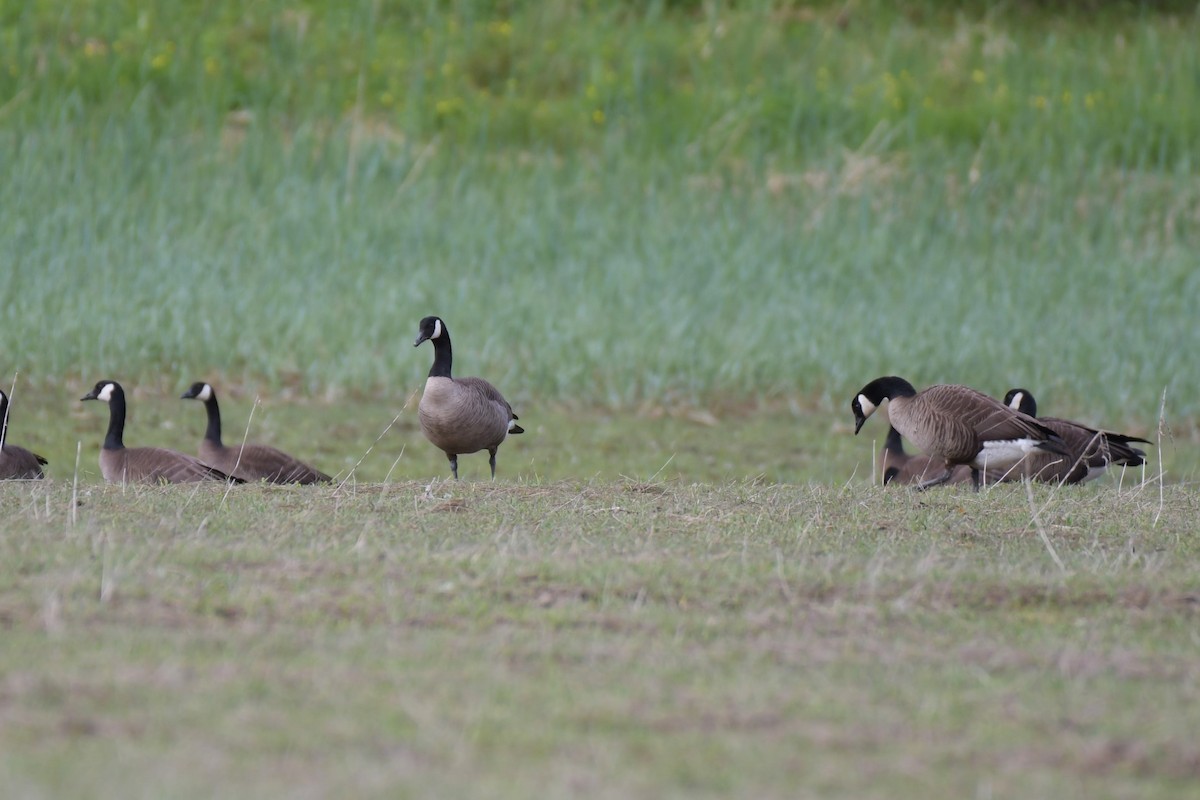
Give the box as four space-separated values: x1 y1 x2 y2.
428 334 453 379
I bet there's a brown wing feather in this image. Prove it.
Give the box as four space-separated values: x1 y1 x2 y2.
455 377 518 419
106 447 233 484
419 376 518 456
0 445 47 479
218 442 331 484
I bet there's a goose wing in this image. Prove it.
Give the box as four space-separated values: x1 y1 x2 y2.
125 447 238 484
227 443 331 484
0 445 47 479
456 377 518 420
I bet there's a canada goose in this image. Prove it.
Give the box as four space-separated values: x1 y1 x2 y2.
80 380 239 485
1003 388 1150 484
180 382 331 484
0 389 47 480
852 376 1070 490
881 425 972 486
414 315 523 479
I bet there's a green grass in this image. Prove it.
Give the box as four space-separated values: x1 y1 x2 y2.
1 1 1199 422
2 479 1198 798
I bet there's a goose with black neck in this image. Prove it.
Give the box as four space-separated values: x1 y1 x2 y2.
414 316 524 480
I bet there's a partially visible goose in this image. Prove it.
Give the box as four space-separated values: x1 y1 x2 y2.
80 380 239 484
852 376 1070 490
414 315 523 480
1003 388 1150 484
180 382 331 484
881 425 972 486
0 389 47 480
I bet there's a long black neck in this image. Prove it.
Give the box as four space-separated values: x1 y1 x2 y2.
104 389 127 450
0 395 9 448
884 425 906 454
428 331 454 379
876 376 917 400
203 394 224 446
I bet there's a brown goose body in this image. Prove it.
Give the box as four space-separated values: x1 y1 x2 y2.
414 316 523 480
0 390 47 479
181 382 331 484
1003 389 1150 484
81 381 238 485
853 377 1070 490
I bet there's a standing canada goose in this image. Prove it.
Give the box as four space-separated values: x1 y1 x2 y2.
80 380 239 484
881 425 972 486
0 389 47 480
1003 388 1150 484
414 315 523 480
852 376 1070 490
180 382 332 484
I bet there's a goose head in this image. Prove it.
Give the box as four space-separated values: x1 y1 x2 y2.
81 381 121 403
414 316 446 347
181 382 214 401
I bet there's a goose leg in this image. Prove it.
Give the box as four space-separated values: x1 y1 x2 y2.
448 454 459 480
971 468 981 492
916 468 953 491
488 448 497 480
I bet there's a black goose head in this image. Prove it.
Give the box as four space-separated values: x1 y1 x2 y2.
414 316 447 348
81 380 123 404
851 376 917 435
1003 388 1037 417
181 382 214 401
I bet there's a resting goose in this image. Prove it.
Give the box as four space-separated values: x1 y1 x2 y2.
80 380 239 484
0 389 47 479
181 382 331 484
1003 388 1150 484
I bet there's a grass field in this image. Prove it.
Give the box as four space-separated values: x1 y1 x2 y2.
2 479 1199 798
3 1 1200 796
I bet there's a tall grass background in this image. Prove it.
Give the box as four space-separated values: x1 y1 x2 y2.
2 0 1198 422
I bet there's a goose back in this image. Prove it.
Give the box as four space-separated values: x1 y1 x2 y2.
888 384 1066 470
0 445 47 480
0 390 47 479
99 446 233 485
199 439 331 484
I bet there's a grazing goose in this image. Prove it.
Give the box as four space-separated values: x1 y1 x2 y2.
0 389 47 480
1003 388 1150 484
852 376 1070 490
80 380 239 485
180 382 331 484
414 315 523 480
881 425 972 486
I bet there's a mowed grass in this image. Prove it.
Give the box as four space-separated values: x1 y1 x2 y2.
1 478 1198 798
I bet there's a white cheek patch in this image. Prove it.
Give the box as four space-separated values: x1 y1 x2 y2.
97 383 115 403
431 319 443 340
857 394 877 418
1007 392 1024 411
197 384 213 401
